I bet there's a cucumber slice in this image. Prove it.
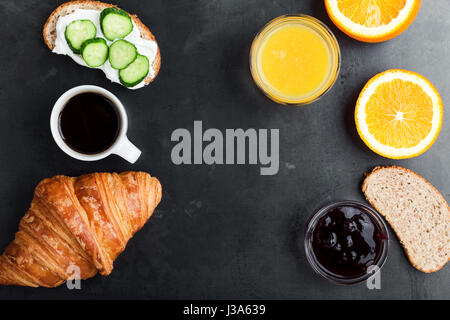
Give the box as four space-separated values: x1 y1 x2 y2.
81 38 109 67
109 40 137 69
65 20 97 54
119 55 150 87
100 8 133 41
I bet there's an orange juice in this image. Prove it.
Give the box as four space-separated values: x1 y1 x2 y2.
250 15 340 105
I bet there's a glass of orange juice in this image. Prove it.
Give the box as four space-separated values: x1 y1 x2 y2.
250 15 341 105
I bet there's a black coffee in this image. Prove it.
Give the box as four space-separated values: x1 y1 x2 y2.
59 92 120 154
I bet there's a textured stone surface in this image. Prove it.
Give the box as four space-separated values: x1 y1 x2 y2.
0 0 448 299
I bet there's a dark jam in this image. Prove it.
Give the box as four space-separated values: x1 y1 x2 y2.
312 205 386 278
59 92 120 154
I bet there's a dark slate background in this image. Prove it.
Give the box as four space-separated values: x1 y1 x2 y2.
0 0 448 299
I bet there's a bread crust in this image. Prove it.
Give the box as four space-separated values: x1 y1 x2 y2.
362 166 450 273
43 0 160 85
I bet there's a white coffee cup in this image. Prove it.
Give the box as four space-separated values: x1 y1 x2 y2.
50 85 141 163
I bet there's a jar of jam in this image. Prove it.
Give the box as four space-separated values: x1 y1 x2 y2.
304 201 389 285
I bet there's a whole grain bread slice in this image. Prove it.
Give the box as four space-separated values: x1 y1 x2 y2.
43 0 160 85
362 166 449 273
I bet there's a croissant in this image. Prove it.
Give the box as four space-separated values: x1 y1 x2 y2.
0 171 162 287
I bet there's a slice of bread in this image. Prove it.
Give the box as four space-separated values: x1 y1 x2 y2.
362 166 449 273
43 0 160 86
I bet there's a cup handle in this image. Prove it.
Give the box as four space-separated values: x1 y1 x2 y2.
113 137 142 163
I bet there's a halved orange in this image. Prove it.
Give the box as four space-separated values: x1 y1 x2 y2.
355 70 443 159
325 0 421 42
